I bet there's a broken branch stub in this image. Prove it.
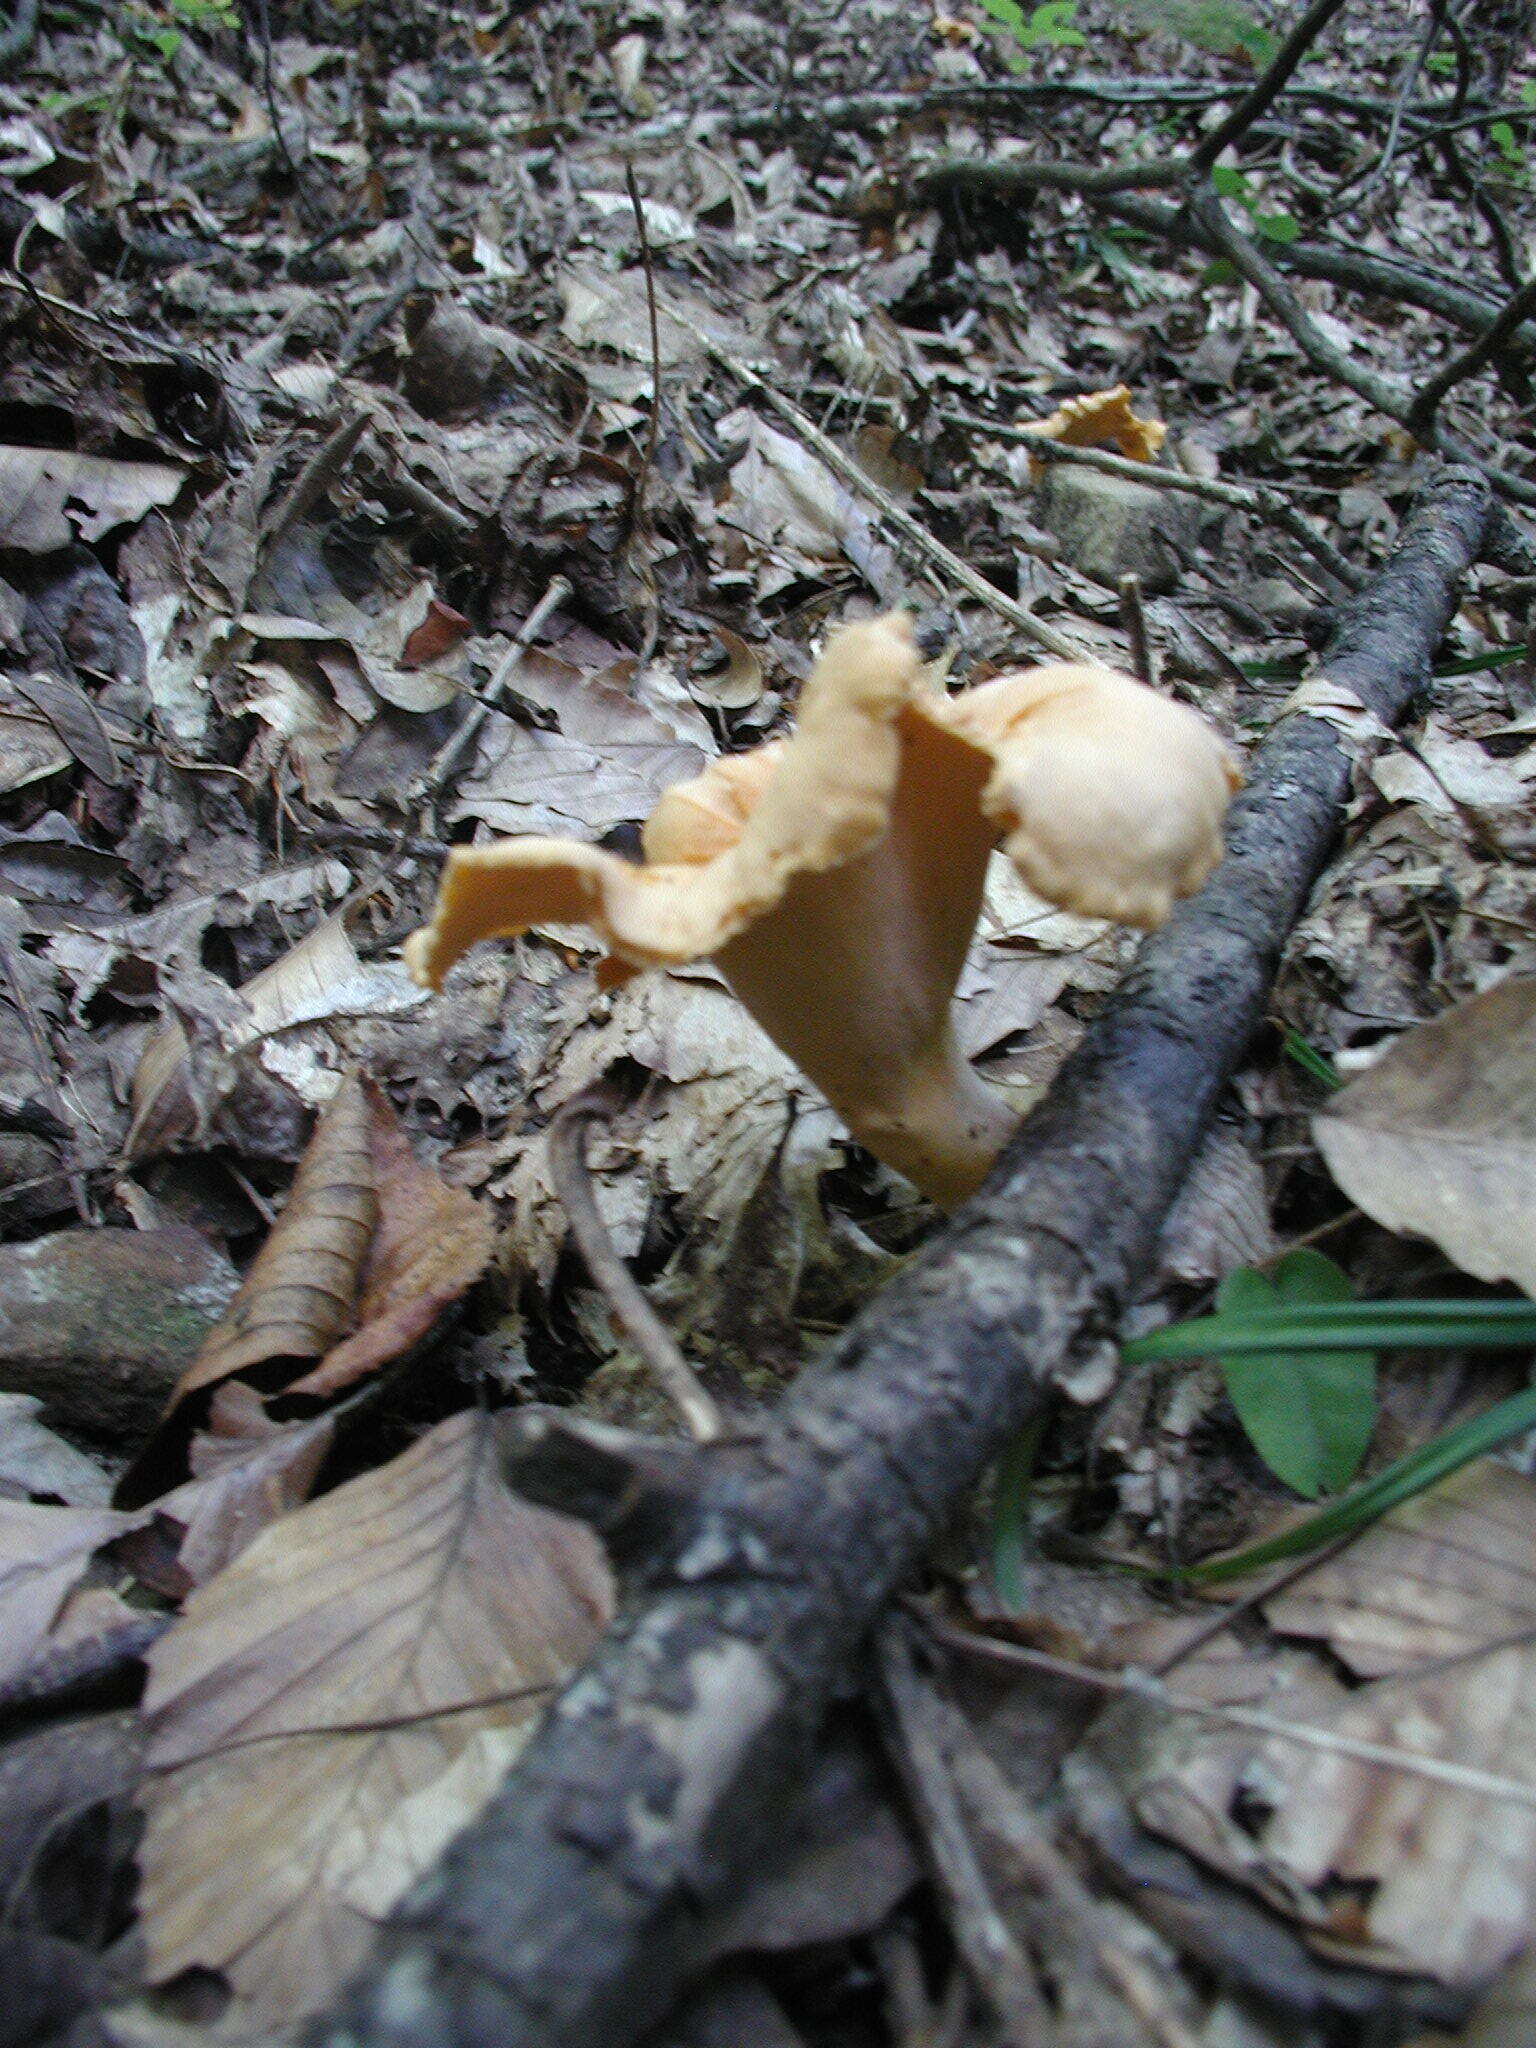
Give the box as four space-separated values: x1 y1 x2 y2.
314 465 1494 2048
407 612 1238 1206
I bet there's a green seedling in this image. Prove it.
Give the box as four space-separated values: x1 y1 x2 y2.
978 0 1086 68
1210 163 1300 244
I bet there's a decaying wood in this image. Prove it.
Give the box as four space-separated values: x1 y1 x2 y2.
311 465 1495 2048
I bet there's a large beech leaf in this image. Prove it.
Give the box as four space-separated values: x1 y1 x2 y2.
1315 976 1536 1297
136 1409 612 2023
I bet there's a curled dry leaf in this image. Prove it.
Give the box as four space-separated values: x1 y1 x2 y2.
162 1075 375 1408
136 1409 613 2023
286 1079 496 1399
120 1077 493 1504
1314 975 1536 1296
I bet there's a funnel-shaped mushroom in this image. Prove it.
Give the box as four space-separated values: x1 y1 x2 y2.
407 614 1239 1208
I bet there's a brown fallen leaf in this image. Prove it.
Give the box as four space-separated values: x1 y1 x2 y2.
1121 1459 1536 1988
120 1076 495 1504
1314 975 1536 1295
163 1381 337 1588
286 1079 495 1399
136 1408 613 2023
164 1073 376 1399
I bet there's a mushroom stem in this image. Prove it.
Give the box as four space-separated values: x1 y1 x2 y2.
829 1025 1020 1210
709 699 1010 1209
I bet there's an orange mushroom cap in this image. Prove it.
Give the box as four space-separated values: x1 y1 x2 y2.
407 613 1239 1207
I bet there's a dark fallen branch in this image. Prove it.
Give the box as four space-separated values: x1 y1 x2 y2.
919 171 1536 374
311 467 1495 2048
1105 189 1536 373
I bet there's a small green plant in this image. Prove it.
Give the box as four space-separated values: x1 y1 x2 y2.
1185 1378 1536 1582
1210 162 1300 244
1114 0 1276 66
1213 1251 1377 1497
989 1282 1536 1604
1125 1276 1536 1500
978 0 1086 69
124 0 237 63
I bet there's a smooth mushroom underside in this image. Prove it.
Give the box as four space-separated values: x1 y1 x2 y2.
406 613 1240 1208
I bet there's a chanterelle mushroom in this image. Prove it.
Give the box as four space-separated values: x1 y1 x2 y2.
407 613 1239 1208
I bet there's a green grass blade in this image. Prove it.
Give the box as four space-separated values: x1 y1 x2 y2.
1182 1383 1536 1581
1124 1300 1536 1362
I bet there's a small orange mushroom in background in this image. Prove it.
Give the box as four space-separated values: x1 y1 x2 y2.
407 614 1240 1210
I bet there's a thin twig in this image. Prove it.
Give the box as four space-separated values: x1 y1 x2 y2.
418 575 571 817
1334 0 1440 201
623 160 662 526
875 1620 1052 2041
1184 185 1536 507
256 413 370 563
926 1617 1536 1807
1408 269 1536 436
708 344 1087 659
1118 574 1157 687
960 418 1363 590
548 1087 725 1445
1184 0 1351 174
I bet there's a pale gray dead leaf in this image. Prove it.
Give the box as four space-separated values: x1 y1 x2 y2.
453 649 707 837
716 409 898 599
560 263 751 368
129 914 427 1154
0 1393 113 1506
1372 719 1536 817
1159 1120 1278 1284
0 1496 146 1689
1314 975 1536 1294
12 670 121 785
0 673 73 794
0 447 186 552
47 862 351 1017
580 187 694 247
137 1408 613 2023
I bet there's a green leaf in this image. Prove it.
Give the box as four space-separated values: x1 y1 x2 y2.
1215 1252 1376 1498
978 0 1027 26
1491 119 1524 164
1522 79 1536 105
1253 210 1300 244
1210 163 1249 199
1124 1295 1536 1361
1023 0 1086 46
1426 51 1458 76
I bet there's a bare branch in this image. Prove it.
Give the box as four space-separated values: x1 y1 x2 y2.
1186 0 1352 175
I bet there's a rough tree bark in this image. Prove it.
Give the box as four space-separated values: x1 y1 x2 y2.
312 465 1495 2048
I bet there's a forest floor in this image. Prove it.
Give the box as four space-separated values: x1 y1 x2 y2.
5 0 1536 2043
